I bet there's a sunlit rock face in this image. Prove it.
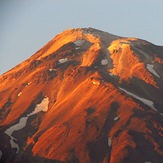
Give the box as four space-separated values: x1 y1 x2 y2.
0 28 163 163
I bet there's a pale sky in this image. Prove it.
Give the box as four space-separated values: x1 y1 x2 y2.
0 0 163 75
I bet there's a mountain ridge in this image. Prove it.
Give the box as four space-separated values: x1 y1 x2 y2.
0 28 163 163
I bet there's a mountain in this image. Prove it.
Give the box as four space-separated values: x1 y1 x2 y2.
0 28 163 163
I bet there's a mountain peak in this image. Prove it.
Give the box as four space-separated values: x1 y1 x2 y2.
1 28 162 87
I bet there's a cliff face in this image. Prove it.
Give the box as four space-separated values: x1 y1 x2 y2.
0 28 163 163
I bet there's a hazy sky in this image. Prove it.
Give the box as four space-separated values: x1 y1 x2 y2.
0 0 163 75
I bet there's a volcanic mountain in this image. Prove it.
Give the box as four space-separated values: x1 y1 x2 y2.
0 28 163 163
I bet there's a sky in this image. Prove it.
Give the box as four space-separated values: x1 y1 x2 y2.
0 0 163 75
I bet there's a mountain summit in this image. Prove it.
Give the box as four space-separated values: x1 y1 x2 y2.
0 28 163 163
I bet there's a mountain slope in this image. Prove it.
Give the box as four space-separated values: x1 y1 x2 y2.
0 28 163 163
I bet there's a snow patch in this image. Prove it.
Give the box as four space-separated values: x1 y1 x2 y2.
75 47 81 50
109 72 113 76
146 64 160 78
101 59 108 65
25 82 32 87
92 79 101 85
5 117 28 136
28 97 49 116
49 68 56 72
119 87 158 112
58 58 68 64
17 92 22 97
92 81 100 85
74 40 85 46
4 97 49 154
4 117 28 153
27 82 31 86
108 137 112 147
9 137 20 153
114 116 119 121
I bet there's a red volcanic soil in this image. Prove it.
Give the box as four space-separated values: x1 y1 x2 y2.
0 28 163 163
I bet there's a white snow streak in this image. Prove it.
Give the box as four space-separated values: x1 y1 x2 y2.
59 58 68 64
114 116 119 121
49 69 56 72
119 87 158 112
5 117 28 137
108 137 112 147
4 117 28 153
101 59 108 65
146 64 160 78
4 97 49 154
10 137 19 153
17 92 22 97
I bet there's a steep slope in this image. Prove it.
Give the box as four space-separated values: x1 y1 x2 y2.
0 28 163 163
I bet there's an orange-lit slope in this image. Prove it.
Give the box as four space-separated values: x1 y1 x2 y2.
0 28 163 163
108 39 158 87
29 72 163 162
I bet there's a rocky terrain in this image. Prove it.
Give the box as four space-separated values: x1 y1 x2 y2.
0 28 163 163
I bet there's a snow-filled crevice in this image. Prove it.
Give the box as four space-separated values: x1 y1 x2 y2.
3 97 49 154
118 87 158 112
108 137 112 147
146 64 160 78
